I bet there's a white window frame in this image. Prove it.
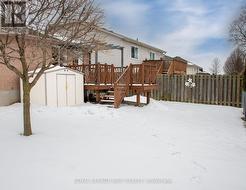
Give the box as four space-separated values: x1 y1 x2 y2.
2 1 26 27
150 52 155 60
131 46 139 59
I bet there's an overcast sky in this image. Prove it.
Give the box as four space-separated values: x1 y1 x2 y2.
97 0 245 72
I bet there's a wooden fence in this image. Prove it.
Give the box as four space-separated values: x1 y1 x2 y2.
151 74 244 107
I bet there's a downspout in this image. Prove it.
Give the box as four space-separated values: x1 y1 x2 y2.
95 50 98 64
121 47 124 70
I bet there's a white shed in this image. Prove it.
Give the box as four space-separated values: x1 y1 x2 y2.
20 66 84 107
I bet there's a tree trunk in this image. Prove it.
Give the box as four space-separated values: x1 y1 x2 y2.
22 80 32 136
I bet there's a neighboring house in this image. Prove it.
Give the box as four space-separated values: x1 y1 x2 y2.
0 0 95 106
0 1 84 106
143 55 188 75
186 64 204 75
165 56 188 75
0 36 77 106
86 28 166 67
0 35 48 106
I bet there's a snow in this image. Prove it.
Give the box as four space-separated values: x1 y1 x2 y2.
0 99 246 190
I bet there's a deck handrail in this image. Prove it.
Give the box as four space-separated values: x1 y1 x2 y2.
114 64 132 108
67 63 126 84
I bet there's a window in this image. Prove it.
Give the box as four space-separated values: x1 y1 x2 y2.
150 52 155 60
73 58 79 65
2 1 26 27
131 46 138 59
52 46 60 65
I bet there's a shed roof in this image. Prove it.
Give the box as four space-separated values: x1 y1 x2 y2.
28 66 83 75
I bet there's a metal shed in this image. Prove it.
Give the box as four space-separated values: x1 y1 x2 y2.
20 66 84 107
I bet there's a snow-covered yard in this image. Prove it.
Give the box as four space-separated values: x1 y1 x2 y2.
0 98 246 190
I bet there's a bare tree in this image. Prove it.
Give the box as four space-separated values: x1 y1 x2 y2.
0 0 103 136
230 6 246 52
243 67 246 91
224 48 245 74
210 57 221 75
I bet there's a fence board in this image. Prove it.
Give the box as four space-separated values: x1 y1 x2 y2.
223 76 227 106
199 75 203 103
237 76 241 107
228 76 232 106
219 75 223 105
211 75 215 104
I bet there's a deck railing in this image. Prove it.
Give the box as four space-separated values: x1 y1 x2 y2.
68 62 162 86
131 62 163 85
68 64 126 84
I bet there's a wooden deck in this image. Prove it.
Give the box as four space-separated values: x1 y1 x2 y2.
68 62 163 108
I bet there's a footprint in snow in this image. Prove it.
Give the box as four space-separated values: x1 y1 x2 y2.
190 176 202 184
171 152 181 156
152 134 158 138
167 142 175 147
84 110 94 115
192 161 207 172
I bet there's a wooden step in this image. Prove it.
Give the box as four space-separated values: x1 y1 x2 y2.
107 90 114 94
103 95 114 99
100 99 114 103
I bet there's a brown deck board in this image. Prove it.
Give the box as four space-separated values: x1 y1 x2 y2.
85 84 113 91
85 83 158 92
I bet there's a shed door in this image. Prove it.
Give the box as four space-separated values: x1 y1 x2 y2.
57 74 67 106
67 75 76 106
57 74 76 106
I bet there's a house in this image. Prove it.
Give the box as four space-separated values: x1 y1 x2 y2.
186 64 204 75
0 32 79 106
0 34 49 106
0 1 166 108
81 28 166 67
0 1 86 106
164 56 188 75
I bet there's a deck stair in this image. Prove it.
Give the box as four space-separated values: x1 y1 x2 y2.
100 90 115 104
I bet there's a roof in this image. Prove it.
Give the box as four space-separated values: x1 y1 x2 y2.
98 27 166 54
164 55 188 63
173 56 188 63
163 55 173 61
187 64 203 69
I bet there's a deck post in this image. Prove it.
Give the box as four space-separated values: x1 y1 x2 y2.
129 63 133 86
121 47 124 70
95 63 98 84
136 93 140 107
105 63 107 85
147 92 150 104
96 91 100 103
111 64 114 84
141 64 144 86
95 50 98 64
